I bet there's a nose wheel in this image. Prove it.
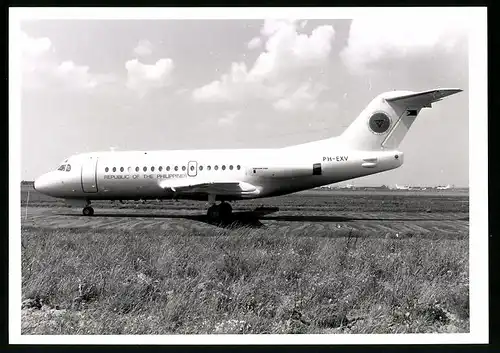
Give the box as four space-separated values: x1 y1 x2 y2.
83 206 94 216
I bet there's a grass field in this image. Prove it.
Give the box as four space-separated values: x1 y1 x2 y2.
20 187 469 334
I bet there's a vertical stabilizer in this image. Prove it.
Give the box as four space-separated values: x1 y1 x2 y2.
339 89 462 151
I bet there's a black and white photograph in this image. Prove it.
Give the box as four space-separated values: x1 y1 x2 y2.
10 7 488 345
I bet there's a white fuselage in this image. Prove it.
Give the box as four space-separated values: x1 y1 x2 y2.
34 139 404 202
32 88 463 207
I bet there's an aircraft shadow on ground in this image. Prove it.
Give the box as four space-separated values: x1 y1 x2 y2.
57 207 465 230
58 209 280 229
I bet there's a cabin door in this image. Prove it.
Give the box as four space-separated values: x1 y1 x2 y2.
81 156 98 193
187 161 198 177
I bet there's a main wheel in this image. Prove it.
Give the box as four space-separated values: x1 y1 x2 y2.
219 202 233 221
207 205 220 221
83 206 94 216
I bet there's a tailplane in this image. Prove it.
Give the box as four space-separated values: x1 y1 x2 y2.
339 88 463 151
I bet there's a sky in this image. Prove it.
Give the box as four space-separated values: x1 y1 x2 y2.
19 17 469 186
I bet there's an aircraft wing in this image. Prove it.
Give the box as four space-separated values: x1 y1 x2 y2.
159 179 259 196
385 89 463 108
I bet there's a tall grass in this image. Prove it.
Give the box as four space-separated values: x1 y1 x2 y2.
21 224 468 334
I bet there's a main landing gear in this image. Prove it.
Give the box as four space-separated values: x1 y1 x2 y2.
207 202 233 222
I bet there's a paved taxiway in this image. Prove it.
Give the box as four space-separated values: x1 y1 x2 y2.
21 206 468 240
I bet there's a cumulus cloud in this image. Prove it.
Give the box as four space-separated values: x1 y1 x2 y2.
247 36 262 50
133 39 153 57
192 19 335 112
21 31 54 77
125 58 174 96
53 61 99 89
21 31 113 90
340 18 468 74
218 111 240 126
273 82 326 112
21 31 52 58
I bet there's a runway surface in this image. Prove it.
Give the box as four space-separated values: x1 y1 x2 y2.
21 204 468 241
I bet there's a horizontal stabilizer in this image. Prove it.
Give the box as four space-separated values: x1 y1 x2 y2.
385 88 463 108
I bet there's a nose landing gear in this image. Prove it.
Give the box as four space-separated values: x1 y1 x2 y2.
83 206 94 216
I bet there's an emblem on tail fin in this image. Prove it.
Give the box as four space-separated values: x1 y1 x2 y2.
368 112 391 134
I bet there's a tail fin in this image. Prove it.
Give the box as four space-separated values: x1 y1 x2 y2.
339 88 463 151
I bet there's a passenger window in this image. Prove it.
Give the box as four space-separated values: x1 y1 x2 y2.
182 166 186 171
136 167 139 172
215 165 219 170
237 165 241 170
174 166 178 171
222 165 226 170
199 166 203 171
159 166 163 172
143 167 147 172
207 166 211 171
128 167 132 173
66 165 71 172
151 166 155 172
167 166 171 171
190 166 194 171
120 167 124 172
229 165 233 170
105 167 109 172
112 167 116 172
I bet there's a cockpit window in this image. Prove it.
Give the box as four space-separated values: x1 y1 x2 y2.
66 164 71 172
57 165 66 171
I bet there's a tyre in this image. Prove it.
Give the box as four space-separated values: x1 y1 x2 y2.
83 207 94 216
207 205 219 221
219 203 232 221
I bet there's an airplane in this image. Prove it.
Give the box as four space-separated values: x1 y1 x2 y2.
338 183 355 189
436 184 451 190
33 88 462 222
394 184 411 190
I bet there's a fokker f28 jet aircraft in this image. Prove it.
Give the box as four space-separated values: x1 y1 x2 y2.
34 88 462 221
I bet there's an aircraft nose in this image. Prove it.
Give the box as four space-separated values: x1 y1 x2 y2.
34 173 56 195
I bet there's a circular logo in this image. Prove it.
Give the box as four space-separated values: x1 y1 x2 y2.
368 112 391 134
